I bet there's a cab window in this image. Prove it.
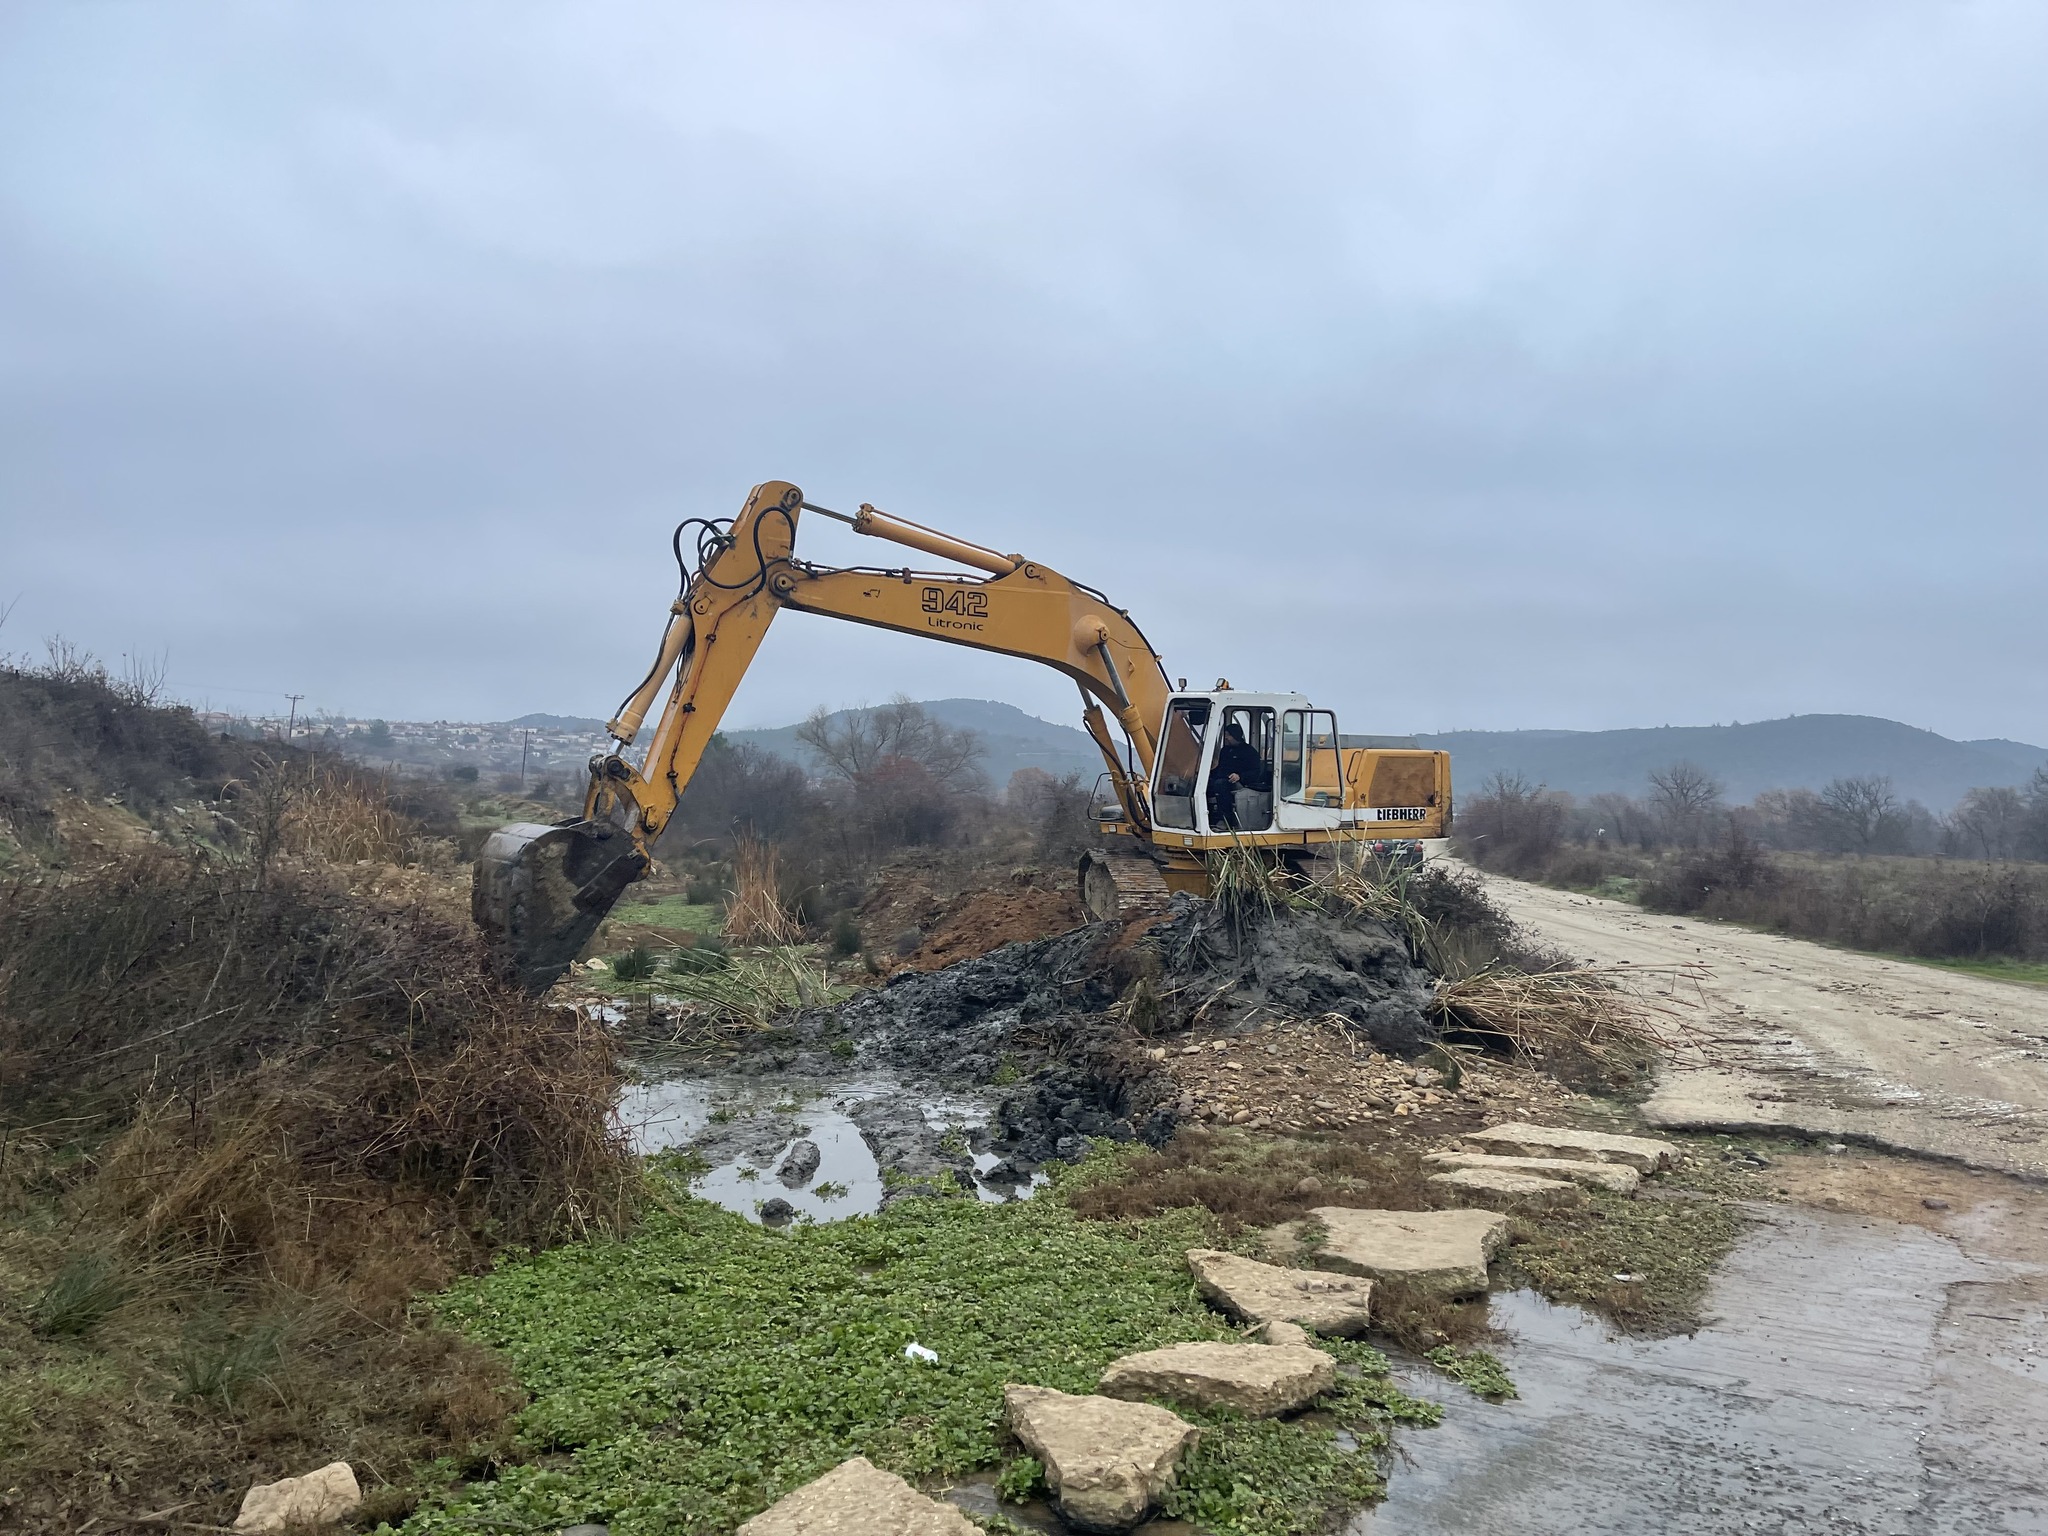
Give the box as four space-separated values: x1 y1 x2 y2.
1152 701 1209 830
1281 710 1342 806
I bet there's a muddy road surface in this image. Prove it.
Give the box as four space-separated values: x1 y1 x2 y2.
1468 867 2048 1179
1359 1161 2048 1534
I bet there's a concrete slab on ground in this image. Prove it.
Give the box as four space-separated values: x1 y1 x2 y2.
1267 1207 1509 1298
1428 1167 1584 1212
1003 1384 1198 1533
739 1457 976 1536
1099 1340 1335 1416
1425 1150 1641 1195
1464 1122 1678 1172
1185 1248 1374 1336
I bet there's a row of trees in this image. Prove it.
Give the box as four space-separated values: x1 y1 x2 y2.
1461 760 2048 873
656 695 1092 918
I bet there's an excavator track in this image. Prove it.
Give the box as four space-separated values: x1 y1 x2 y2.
1078 847 1175 924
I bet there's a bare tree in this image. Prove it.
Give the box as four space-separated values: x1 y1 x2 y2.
2025 768 2048 862
117 648 170 707
1458 770 1571 872
794 695 986 792
1948 785 2028 861
1815 774 1905 853
1648 761 1724 848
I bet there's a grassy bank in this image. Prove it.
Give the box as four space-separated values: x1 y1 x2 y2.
1901 956 2048 988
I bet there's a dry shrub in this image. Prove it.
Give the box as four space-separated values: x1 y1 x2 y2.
723 831 801 944
0 845 639 1290
1432 966 1697 1068
1068 1125 1435 1234
1367 1277 1492 1353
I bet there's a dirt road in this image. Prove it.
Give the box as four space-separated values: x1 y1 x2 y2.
1467 869 2048 1180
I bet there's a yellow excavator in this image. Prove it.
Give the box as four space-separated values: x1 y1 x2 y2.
473 481 1451 991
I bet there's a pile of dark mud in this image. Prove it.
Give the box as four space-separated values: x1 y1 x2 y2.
698 893 1436 1192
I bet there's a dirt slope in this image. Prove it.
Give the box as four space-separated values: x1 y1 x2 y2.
1466 865 2048 1180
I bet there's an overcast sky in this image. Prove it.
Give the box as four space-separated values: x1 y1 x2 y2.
3 2 2043 743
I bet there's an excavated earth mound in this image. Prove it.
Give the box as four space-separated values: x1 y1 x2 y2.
720 894 1438 1175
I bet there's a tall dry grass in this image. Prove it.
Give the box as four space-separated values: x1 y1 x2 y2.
723 831 801 945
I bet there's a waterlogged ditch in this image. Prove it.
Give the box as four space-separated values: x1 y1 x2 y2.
618 1074 1047 1223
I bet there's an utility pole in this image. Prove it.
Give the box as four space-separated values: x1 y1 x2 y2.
520 728 533 789
284 693 304 743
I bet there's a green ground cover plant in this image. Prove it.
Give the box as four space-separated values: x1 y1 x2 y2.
409 1167 1433 1536
617 897 726 934
1903 956 2048 988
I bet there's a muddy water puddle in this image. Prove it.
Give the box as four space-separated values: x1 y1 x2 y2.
1359 1202 2048 1535
618 1075 1043 1222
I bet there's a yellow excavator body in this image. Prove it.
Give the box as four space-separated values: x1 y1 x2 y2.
474 481 1451 991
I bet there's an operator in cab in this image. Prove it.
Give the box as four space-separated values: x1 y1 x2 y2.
1207 722 1268 829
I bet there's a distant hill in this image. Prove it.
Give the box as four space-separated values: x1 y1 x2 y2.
1417 715 2048 811
728 698 1107 789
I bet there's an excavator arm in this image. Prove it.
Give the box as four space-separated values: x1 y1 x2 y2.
474 480 1173 990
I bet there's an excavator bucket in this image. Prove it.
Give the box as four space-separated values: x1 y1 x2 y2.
472 821 649 994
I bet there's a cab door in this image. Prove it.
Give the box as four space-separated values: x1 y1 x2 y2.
1275 709 1346 832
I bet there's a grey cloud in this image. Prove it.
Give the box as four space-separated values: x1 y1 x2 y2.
1 1 2042 740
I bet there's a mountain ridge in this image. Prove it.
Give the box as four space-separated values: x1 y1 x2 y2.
494 703 2045 812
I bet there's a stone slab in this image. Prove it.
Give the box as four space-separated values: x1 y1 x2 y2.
1099 1340 1335 1417
739 1456 975 1536
1428 1167 1583 1212
1185 1248 1374 1336
1268 1206 1509 1298
1004 1384 1197 1532
235 1462 361 1534
1464 1121 1678 1173
1424 1150 1641 1194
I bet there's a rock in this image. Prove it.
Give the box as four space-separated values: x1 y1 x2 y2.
1004 1384 1197 1532
1922 1197 1951 1211
1464 1122 1677 1173
1428 1167 1583 1212
1054 1134 1090 1162
777 1139 822 1187
1185 1248 1374 1336
1256 1319 1313 1347
850 1096 978 1202
758 1196 797 1224
1423 1150 1641 1195
234 1462 362 1534
1294 1175 1323 1195
1268 1207 1509 1298
738 1455 976 1536
1099 1340 1335 1417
